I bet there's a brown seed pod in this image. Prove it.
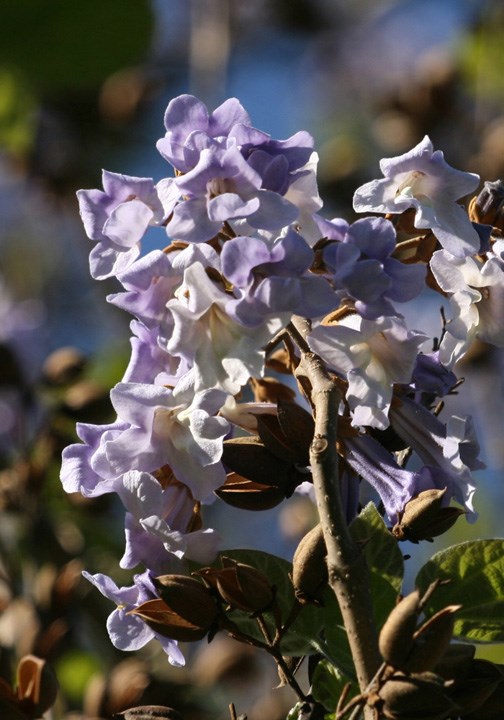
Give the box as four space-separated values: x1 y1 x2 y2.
215 472 288 511
378 591 421 669
406 605 461 673
115 706 183 720
378 672 460 720
291 523 327 605
196 558 275 614
393 488 465 543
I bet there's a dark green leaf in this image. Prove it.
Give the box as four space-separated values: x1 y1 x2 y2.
350 503 404 625
415 539 504 642
311 659 358 713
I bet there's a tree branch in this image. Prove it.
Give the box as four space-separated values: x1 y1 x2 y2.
289 316 381 701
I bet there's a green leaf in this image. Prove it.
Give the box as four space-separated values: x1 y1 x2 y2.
350 503 404 625
311 659 358 712
416 539 504 642
212 548 327 656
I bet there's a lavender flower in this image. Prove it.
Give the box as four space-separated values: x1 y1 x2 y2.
309 315 426 429
106 382 229 502
77 171 178 279
82 570 185 666
389 396 484 519
116 470 221 573
430 247 504 366
221 228 337 326
353 136 480 257
323 217 425 318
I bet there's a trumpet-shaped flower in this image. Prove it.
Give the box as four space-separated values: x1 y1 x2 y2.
323 217 425 318
77 171 178 279
353 136 480 257
116 470 221 573
389 396 484 519
165 261 281 394
106 382 230 503
309 315 426 429
166 145 299 244
82 570 185 666
60 420 128 497
156 94 252 172
343 432 451 523
221 228 337 326
430 248 504 366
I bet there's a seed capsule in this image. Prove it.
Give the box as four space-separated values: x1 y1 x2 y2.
405 604 461 673
291 523 327 605
378 591 421 669
196 558 275 614
378 672 460 720
393 488 465 543
115 706 183 720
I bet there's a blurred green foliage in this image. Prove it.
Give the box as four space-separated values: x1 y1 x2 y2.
0 0 154 155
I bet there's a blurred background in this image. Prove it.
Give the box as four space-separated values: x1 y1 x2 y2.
0 1 503 718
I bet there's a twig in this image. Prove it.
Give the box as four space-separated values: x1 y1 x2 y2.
255 614 307 702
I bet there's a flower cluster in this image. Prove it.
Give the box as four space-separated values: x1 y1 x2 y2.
63 95 501 664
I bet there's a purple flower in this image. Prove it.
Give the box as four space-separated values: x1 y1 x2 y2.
165 260 280 394
410 351 457 397
77 171 178 279
343 433 421 523
116 470 221 573
309 315 426 429
122 320 187 386
157 94 251 172
389 396 484 519
166 145 299 244
430 248 504 366
353 136 480 257
323 217 425 319
106 382 229 502
60 420 128 497
108 249 180 332
82 570 185 666
221 229 337 326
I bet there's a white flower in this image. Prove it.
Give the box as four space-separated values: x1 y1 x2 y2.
308 315 426 429
353 136 480 257
430 248 504 366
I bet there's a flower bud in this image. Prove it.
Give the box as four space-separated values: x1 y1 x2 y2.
130 598 214 642
378 590 421 669
378 672 460 720
196 558 275 614
17 655 59 718
132 576 219 642
392 488 465 543
154 574 219 627
222 436 306 494
291 524 327 605
250 376 296 404
468 179 504 228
